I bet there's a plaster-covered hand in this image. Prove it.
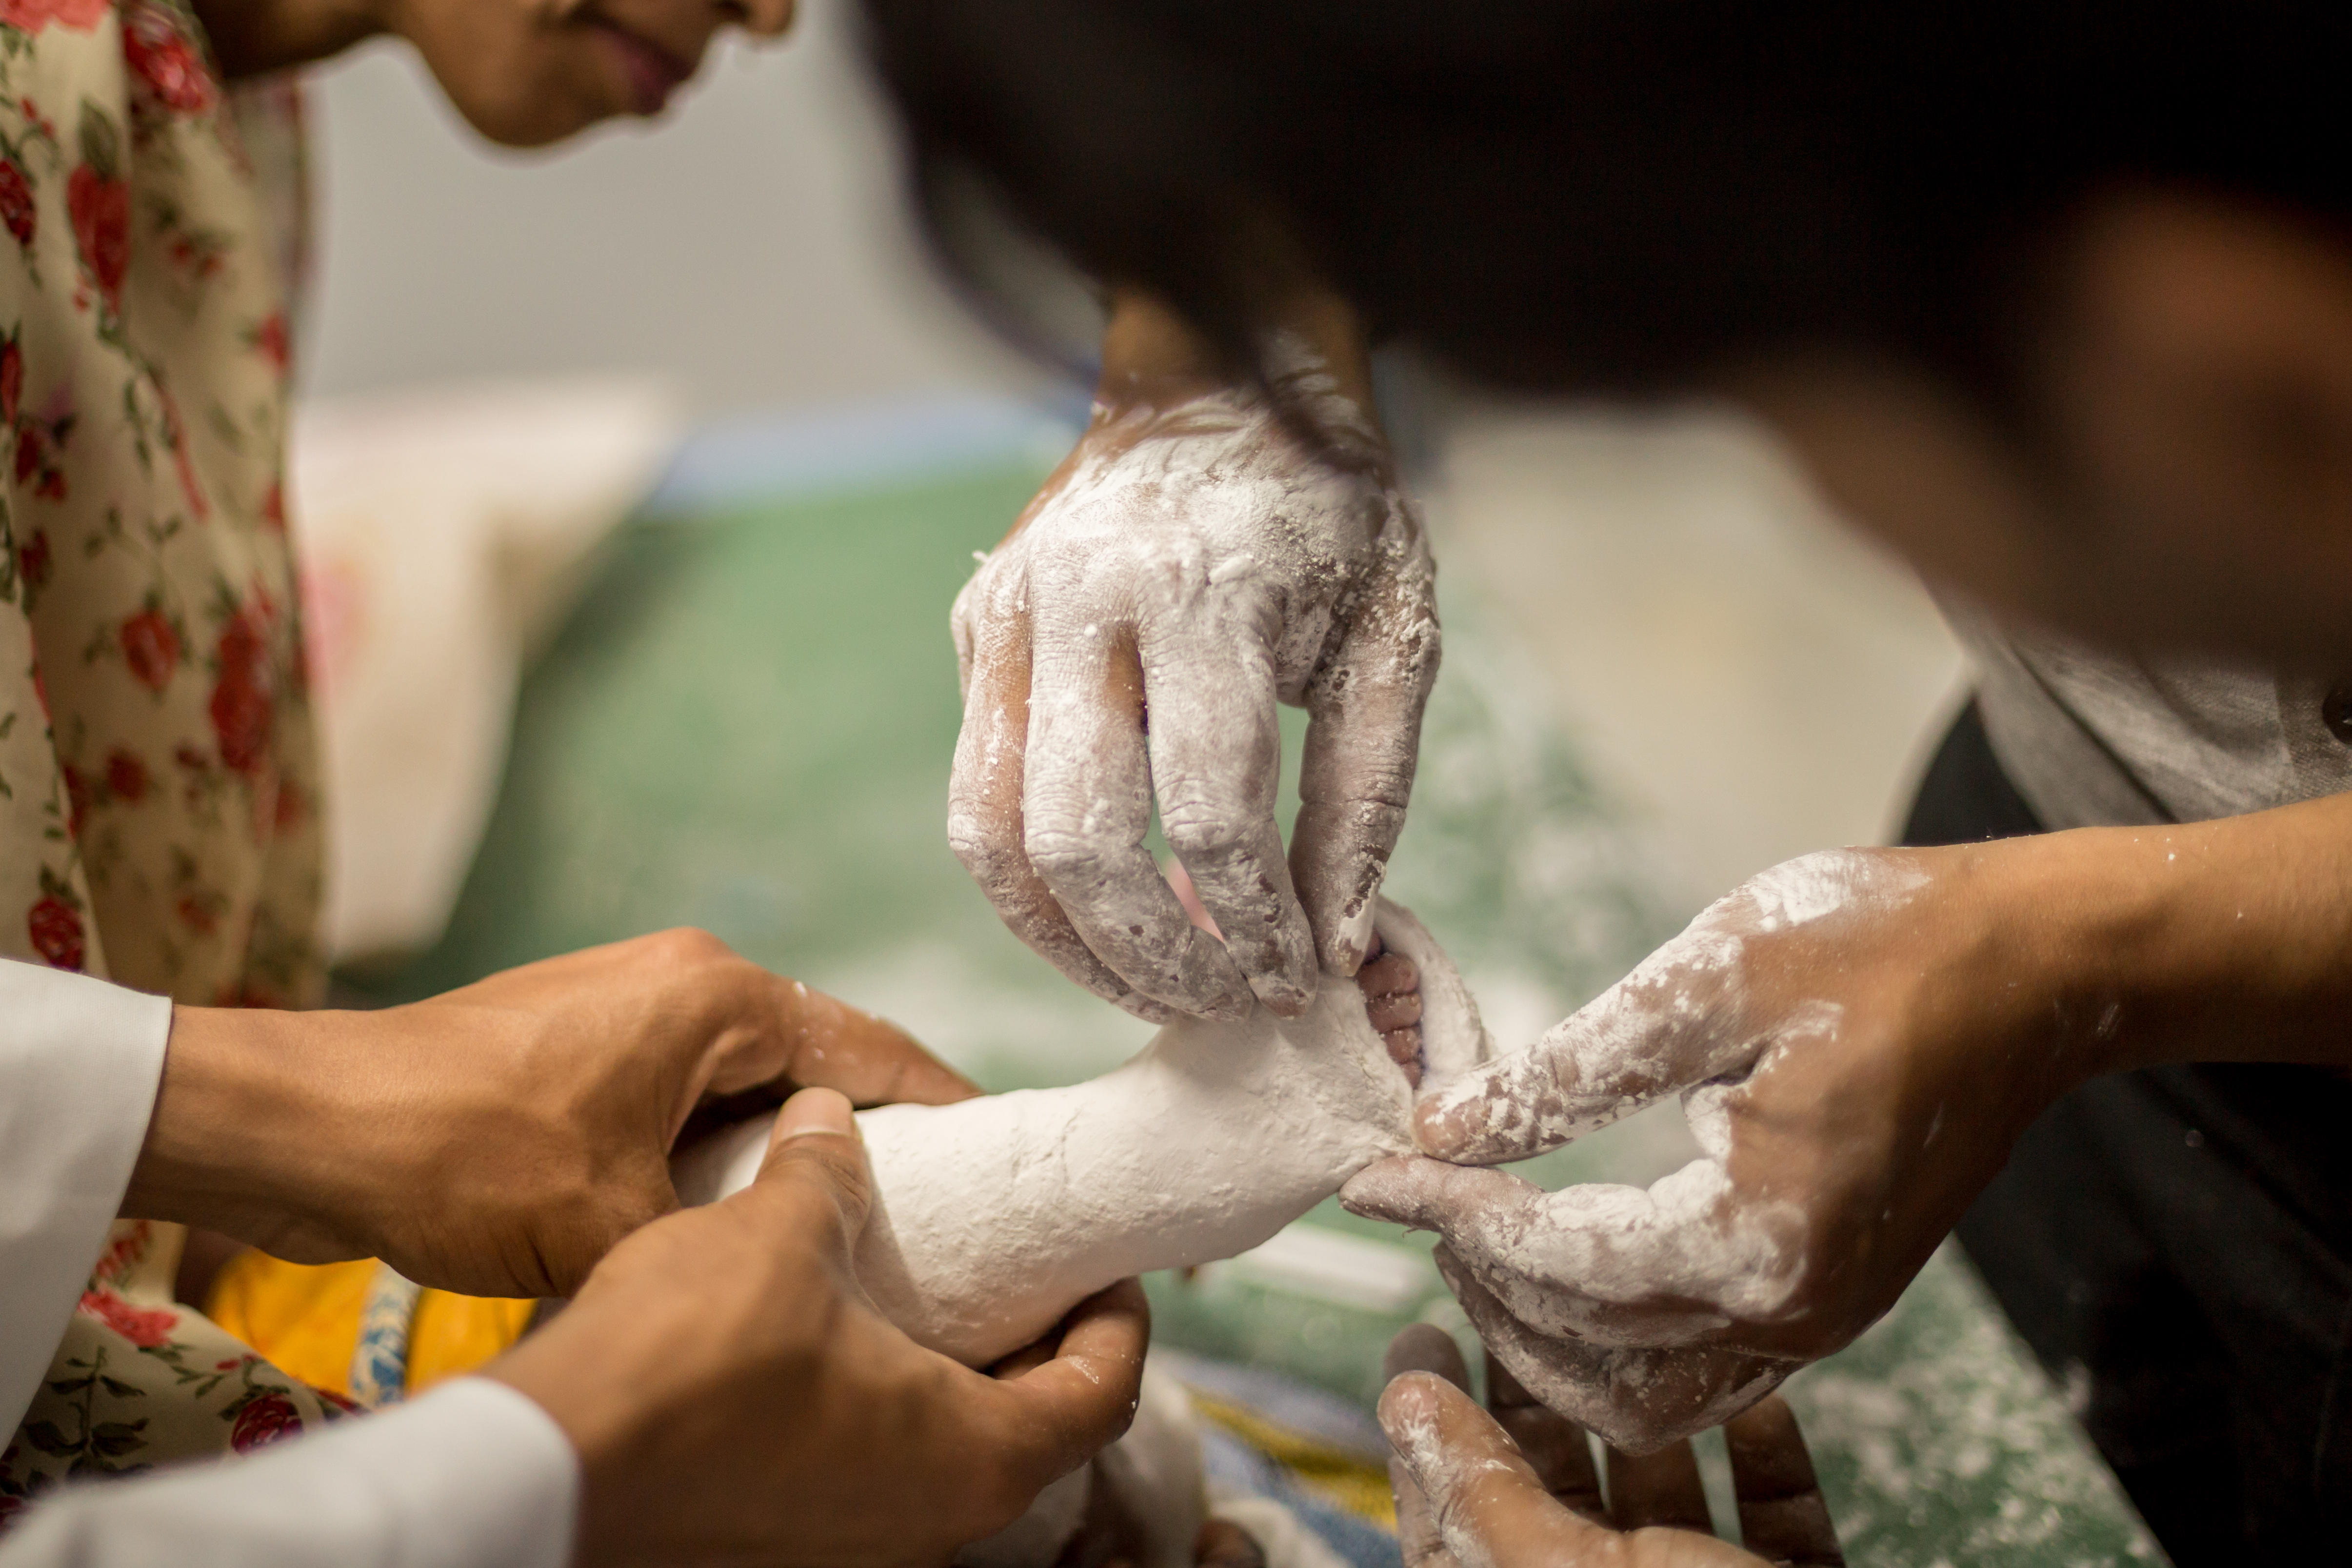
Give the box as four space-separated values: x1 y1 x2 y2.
951 289 1438 1024
123 930 976 1300
1345 844 2111 1450
1380 1325 1843 1568
490 1090 1151 1568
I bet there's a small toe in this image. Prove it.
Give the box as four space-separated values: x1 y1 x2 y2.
1367 989 1424 1033
1358 952 1419 999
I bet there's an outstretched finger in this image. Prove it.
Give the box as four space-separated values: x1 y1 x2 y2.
1384 1325 1471 1568
1354 1149 1803 1352
1292 524 1439 976
980 1279 1153 1499
1022 618 1253 1019
1725 1395 1845 1567
1343 1158 1651 1342
1141 607 1317 1016
1412 922 1752 1165
949 597 1173 1024
1485 1350 1605 1525
1380 1372 1609 1568
769 980 980 1107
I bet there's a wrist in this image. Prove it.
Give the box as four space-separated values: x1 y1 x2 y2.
1095 286 1384 436
120 1006 352 1249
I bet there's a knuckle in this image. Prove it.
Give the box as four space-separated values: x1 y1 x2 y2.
640 925 732 968
1161 809 1257 868
1023 820 1119 887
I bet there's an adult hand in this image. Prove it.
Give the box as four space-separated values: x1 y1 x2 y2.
1380 1324 1843 1567
489 1089 1151 1567
951 288 1438 1024
123 929 977 1299
1345 842 2118 1450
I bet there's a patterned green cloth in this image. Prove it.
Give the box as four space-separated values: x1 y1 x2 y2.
353 449 2162 1565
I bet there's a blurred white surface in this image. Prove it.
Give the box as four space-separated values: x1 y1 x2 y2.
294 378 681 962
299 4 1035 415
1433 406 1968 913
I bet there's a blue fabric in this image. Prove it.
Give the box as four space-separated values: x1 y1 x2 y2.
1199 1429 1398 1568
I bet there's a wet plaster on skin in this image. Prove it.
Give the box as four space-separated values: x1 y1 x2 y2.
947 334 1437 1019
674 901 1490 1368
1348 851 1932 1450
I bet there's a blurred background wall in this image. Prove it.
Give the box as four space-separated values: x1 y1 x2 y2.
299 9 1030 413
293 6 1967 920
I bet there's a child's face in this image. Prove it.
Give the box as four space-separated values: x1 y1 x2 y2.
391 0 797 147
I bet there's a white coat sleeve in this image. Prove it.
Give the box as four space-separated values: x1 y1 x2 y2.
0 1378 580 1568
0 959 172 1436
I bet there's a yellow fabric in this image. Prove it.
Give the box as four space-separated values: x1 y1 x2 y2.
206 1253 534 1399
407 1290 537 1393
1187 1389 1398 1527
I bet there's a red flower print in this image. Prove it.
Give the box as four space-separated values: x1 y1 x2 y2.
16 528 48 592
0 1494 22 1531
106 747 149 802
0 161 31 248
174 893 217 935
258 480 285 532
121 609 179 693
1 334 21 425
0 0 110 34
29 893 82 969
59 762 87 838
12 421 41 484
209 609 274 774
272 776 303 831
158 388 208 520
173 440 207 519
67 164 128 311
230 1391 302 1453
77 1288 177 1349
253 314 290 375
123 6 218 116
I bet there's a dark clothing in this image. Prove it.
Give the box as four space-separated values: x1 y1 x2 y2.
1903 702 2352 1563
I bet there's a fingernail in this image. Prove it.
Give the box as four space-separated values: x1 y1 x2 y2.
772 1086 859 1147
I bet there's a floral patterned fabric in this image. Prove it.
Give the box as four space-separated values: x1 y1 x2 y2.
0 0 335 1528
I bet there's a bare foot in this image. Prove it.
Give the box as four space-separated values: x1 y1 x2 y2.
1169 856 1424 1082
1357 930 1424 1087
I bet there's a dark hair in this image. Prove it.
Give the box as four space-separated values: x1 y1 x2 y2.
860 0 2349 414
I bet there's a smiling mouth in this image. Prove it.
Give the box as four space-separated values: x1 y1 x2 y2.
587 18 697 116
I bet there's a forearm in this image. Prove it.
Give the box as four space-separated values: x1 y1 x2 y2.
1995 790 2352 1079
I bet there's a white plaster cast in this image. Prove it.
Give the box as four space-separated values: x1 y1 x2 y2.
672 899 1489 1368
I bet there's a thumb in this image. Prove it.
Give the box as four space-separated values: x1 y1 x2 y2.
1341 1154 1549 1243
1379 1373 1609 1565
741 1087 874 1244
